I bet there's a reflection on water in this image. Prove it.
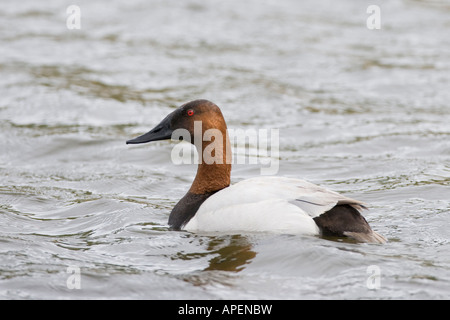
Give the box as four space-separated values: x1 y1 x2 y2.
204 235 257 272
171 234 256 273
178 235 257 291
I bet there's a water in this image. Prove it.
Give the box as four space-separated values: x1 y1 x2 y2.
1 0 449 299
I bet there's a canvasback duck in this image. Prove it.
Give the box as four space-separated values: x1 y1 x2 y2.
127 99 386 244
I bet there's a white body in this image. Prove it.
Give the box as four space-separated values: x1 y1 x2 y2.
184 176 364 235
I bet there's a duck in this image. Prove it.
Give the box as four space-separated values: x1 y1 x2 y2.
126 99 386 244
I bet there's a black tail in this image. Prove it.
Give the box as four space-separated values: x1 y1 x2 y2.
313 204 386 244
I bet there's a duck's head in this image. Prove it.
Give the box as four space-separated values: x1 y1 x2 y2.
126 99 227 146
127 99 232 194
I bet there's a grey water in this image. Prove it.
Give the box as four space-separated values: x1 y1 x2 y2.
0 0 449 299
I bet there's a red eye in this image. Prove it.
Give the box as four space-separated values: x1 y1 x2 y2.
187 109 194 116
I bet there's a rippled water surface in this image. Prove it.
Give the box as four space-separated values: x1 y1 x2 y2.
1 0 449 299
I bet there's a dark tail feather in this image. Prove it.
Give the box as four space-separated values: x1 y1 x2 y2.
313 204 386 244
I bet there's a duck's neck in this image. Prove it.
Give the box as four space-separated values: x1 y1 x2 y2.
189 130 232 194
168 131 231 230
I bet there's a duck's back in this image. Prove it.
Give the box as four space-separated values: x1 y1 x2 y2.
183 176 372 237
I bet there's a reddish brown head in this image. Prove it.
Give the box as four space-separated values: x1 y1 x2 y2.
127 99 232 194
